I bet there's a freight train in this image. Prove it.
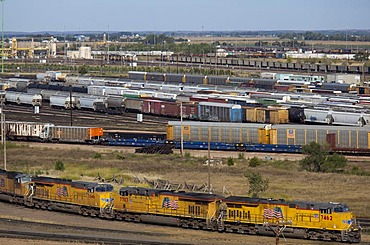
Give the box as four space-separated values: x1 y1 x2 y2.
0 169 362 243
128 71 365 94
6 120 370 155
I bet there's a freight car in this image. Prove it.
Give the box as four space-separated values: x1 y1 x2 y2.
5 122 103 144
78 96 106 112
100 130 166 146
167 121 370 151
5 91 42 107
0 170 361 243
198 102 242 122
44 125 103 143
50 94 78 109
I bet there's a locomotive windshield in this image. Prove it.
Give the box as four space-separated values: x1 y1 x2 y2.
334 204 349 212
95 184 114 192
16 174 31 184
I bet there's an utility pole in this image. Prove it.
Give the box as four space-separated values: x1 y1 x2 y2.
1 0 4 74
69 86 73 126
180 101 183 157
207 126 211 193
0 91 6 170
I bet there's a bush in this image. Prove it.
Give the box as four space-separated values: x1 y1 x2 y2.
249 157 261 167
227 157 234 166
184 152 191 158
238 153 245 160
116 154 125 160
93 153 102 159
55 160 65 171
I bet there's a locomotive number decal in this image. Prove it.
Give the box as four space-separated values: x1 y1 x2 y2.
321 215 333 221
0 178 4 187
120 197 129 202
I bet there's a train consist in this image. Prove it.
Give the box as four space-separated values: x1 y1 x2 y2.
0 169 362 243
6 120 370 154
167 55 370 76
128 71 366 94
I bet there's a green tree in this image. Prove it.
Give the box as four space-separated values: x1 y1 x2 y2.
300 142 329 172
245 171 269 198
354 51 369 62
78 65 88 75
300 142 347 173
321 153 347 173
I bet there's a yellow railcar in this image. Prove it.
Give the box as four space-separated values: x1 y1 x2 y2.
0 170 32 203
221 196 361 243
114 187 222 229
28 176 114 217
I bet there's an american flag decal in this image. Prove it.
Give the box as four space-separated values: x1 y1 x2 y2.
162 197 179 210
56 186 68 197
263 207 283 219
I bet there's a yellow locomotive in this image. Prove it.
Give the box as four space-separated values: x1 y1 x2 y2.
0 170 362 243
114 187 222 229
27 176 115 217
0 170 32 203
221 196 361 242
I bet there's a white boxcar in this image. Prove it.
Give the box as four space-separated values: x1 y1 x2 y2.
6 121 53 141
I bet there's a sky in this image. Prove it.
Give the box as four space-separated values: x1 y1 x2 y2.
3 0 370 32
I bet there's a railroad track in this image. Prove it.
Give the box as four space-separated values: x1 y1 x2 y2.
358 218 370 231
0 218 190 245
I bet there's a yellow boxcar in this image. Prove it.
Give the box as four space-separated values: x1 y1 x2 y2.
221 196 361 243
114 187 222 229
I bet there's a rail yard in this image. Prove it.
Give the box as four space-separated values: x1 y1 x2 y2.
1 24 370 244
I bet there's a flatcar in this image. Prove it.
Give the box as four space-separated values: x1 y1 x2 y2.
100 130 166 147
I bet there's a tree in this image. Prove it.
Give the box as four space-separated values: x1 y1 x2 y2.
245 171 269 198
78 65 88 75
354 51 369 62
300 142 328 172
321 153 347 173
300 142 347 173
